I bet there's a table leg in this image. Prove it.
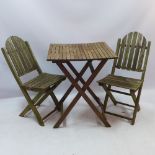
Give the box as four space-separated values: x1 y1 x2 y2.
54 60 111 128
67 61 104 109
57 61 90 107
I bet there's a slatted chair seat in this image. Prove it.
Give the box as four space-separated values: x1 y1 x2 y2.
98 75 143 91
97 32 151 125
23 73 66 91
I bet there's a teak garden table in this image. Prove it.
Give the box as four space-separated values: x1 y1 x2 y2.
47 42 117 128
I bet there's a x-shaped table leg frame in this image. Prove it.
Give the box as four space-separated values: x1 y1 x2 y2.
67 61 105 112
53 60 111 128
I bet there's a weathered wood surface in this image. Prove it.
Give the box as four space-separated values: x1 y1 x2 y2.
23 73 65 91
97 32 151 125
98 74 142 91
115 32 151 72
47 42 117 61
1 36 66 126
5 36 39 77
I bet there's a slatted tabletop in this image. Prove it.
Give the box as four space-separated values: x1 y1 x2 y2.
47 42 117 61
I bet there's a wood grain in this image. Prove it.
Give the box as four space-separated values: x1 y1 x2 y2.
47 42 117 61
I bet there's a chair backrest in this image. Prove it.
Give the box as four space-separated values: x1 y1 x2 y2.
2 36 42 77
113 32 151 78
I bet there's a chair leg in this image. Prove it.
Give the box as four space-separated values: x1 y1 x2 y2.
19 92 49 117
49 90 64 117
102 84 117 106
103 93 109 112
130 88 142 125
100 83 143 125
21 90 44 126
130 91 140 111
49 92 58 105
136 88 142 112
103 85 113 112
29 101 44 126
131 102 139 125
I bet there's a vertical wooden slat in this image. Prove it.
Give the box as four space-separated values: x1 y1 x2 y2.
137 37 147 71
115 39 121 56
141 41 151 79
122 32 133 68
112 38 121 74
116 35 127 68
127 32 138 69
25 41 42 74
115 39 121 59
132 34 143 70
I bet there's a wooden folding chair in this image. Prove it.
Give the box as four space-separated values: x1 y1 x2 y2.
1 36 66 126
97 32 151 125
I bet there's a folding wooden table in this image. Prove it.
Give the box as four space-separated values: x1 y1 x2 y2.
47 42 117 128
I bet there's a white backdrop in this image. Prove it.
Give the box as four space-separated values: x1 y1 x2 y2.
0 0 155 98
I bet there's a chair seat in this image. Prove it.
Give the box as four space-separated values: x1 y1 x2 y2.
98 74 143 91
23 73 66 91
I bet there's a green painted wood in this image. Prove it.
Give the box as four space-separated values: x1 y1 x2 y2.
1 48 23 86
98 31 151 125
127 32 138 69
116 36 127 68
23 73 65 91
25 41 42 74
122 32 133 68
12 37 32 72
98 74 142 91
132 33 143 70
137 37 147 71
141 41 151 80
111 38 121 74
1 36 66 126
101 84 117 105
6 36 38 76
115 32 150 72
5 41 24 76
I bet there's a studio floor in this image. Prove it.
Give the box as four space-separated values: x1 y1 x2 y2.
0 89 155 155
